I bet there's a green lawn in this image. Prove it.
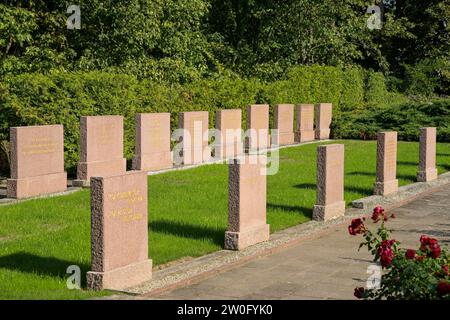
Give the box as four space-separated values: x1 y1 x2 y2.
0 140 449 299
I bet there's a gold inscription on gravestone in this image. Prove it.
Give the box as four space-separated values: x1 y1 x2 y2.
108 190 144 222
22 137 58 155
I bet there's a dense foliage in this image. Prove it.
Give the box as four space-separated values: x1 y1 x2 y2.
0 1 449 173
1 1 449 93
0 66 389 172
335 98 450 141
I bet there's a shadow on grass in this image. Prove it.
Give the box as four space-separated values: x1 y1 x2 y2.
0 252 90 287
267 203 313 219
295 182 372 197
438 164 450 171
347 171 375 177
150 220 225 246
344 185 373 196
348 171 416 182
293 183 316 190
397 161 418 166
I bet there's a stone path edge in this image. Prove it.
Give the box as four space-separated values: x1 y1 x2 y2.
352 172 450 211
104 172 450 299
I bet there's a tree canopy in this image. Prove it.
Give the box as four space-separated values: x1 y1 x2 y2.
1 0 449 94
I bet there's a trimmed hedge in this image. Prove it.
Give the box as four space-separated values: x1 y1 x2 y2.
0 66 403 174
334 99 450 142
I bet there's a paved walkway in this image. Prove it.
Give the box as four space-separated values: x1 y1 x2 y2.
148 186 450 300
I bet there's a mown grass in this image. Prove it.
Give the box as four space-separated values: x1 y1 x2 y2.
0 140 449 299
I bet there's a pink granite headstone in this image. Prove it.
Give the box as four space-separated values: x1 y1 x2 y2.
215 109 243 159
75 116 126 186
245 104 270 152
132 113 172 172
178 111 211 165
7 125 67 199
225 155 270 250
295 104 315 142
417 127 438 182
314 103 332 140
312 144 345 221
87 170 152 291
273 104 295 146
374 132 398 195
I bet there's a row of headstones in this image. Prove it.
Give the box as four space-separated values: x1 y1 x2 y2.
6 103 332 199
87 127 438 291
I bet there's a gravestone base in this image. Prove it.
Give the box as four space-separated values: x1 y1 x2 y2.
214 143 243 159
72 179 90 188
7 172 67 199
87 259 152 291
373 179 399 196
312 201 345 221
315 129 330 140
75 158 126 186
224 224 270 251
295 130 315 143
271 133 295 146
417 168 438 182
132 152 173 172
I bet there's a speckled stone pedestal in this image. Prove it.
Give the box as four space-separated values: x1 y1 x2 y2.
312 144 345 221
295 104 315 143
314 103 332 140
7 125 67 199
76 116 126 186
225 155 269 250
417 127 438 182
87 171 152 291
374 132 398 196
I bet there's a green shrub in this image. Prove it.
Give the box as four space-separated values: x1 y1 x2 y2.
0 66 410 174
404 58 450 97
334 99 450 142
0 71 264 173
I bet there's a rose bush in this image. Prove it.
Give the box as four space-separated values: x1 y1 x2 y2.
349 206 450 300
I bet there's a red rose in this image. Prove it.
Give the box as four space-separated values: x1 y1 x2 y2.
405 249 416 260
378 240 395 268
371 206 385 222
354 287 365 299
436 281 450 297
420 235 429 245
430 244 441 259
380 252 394 267
443 265 449 276
348 218 365 236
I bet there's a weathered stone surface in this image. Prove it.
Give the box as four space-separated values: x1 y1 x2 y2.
417 127 438 182
245 104 270 152
178 111 211 165
76 116 126 185
313 144 345 221
272 104 295 146
214 109 243 159
132 113 172 172
87 170 152 291
225 155 269 250
314 103 332 140
7 125 67 199
374 132 399 195
295 104 315 143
